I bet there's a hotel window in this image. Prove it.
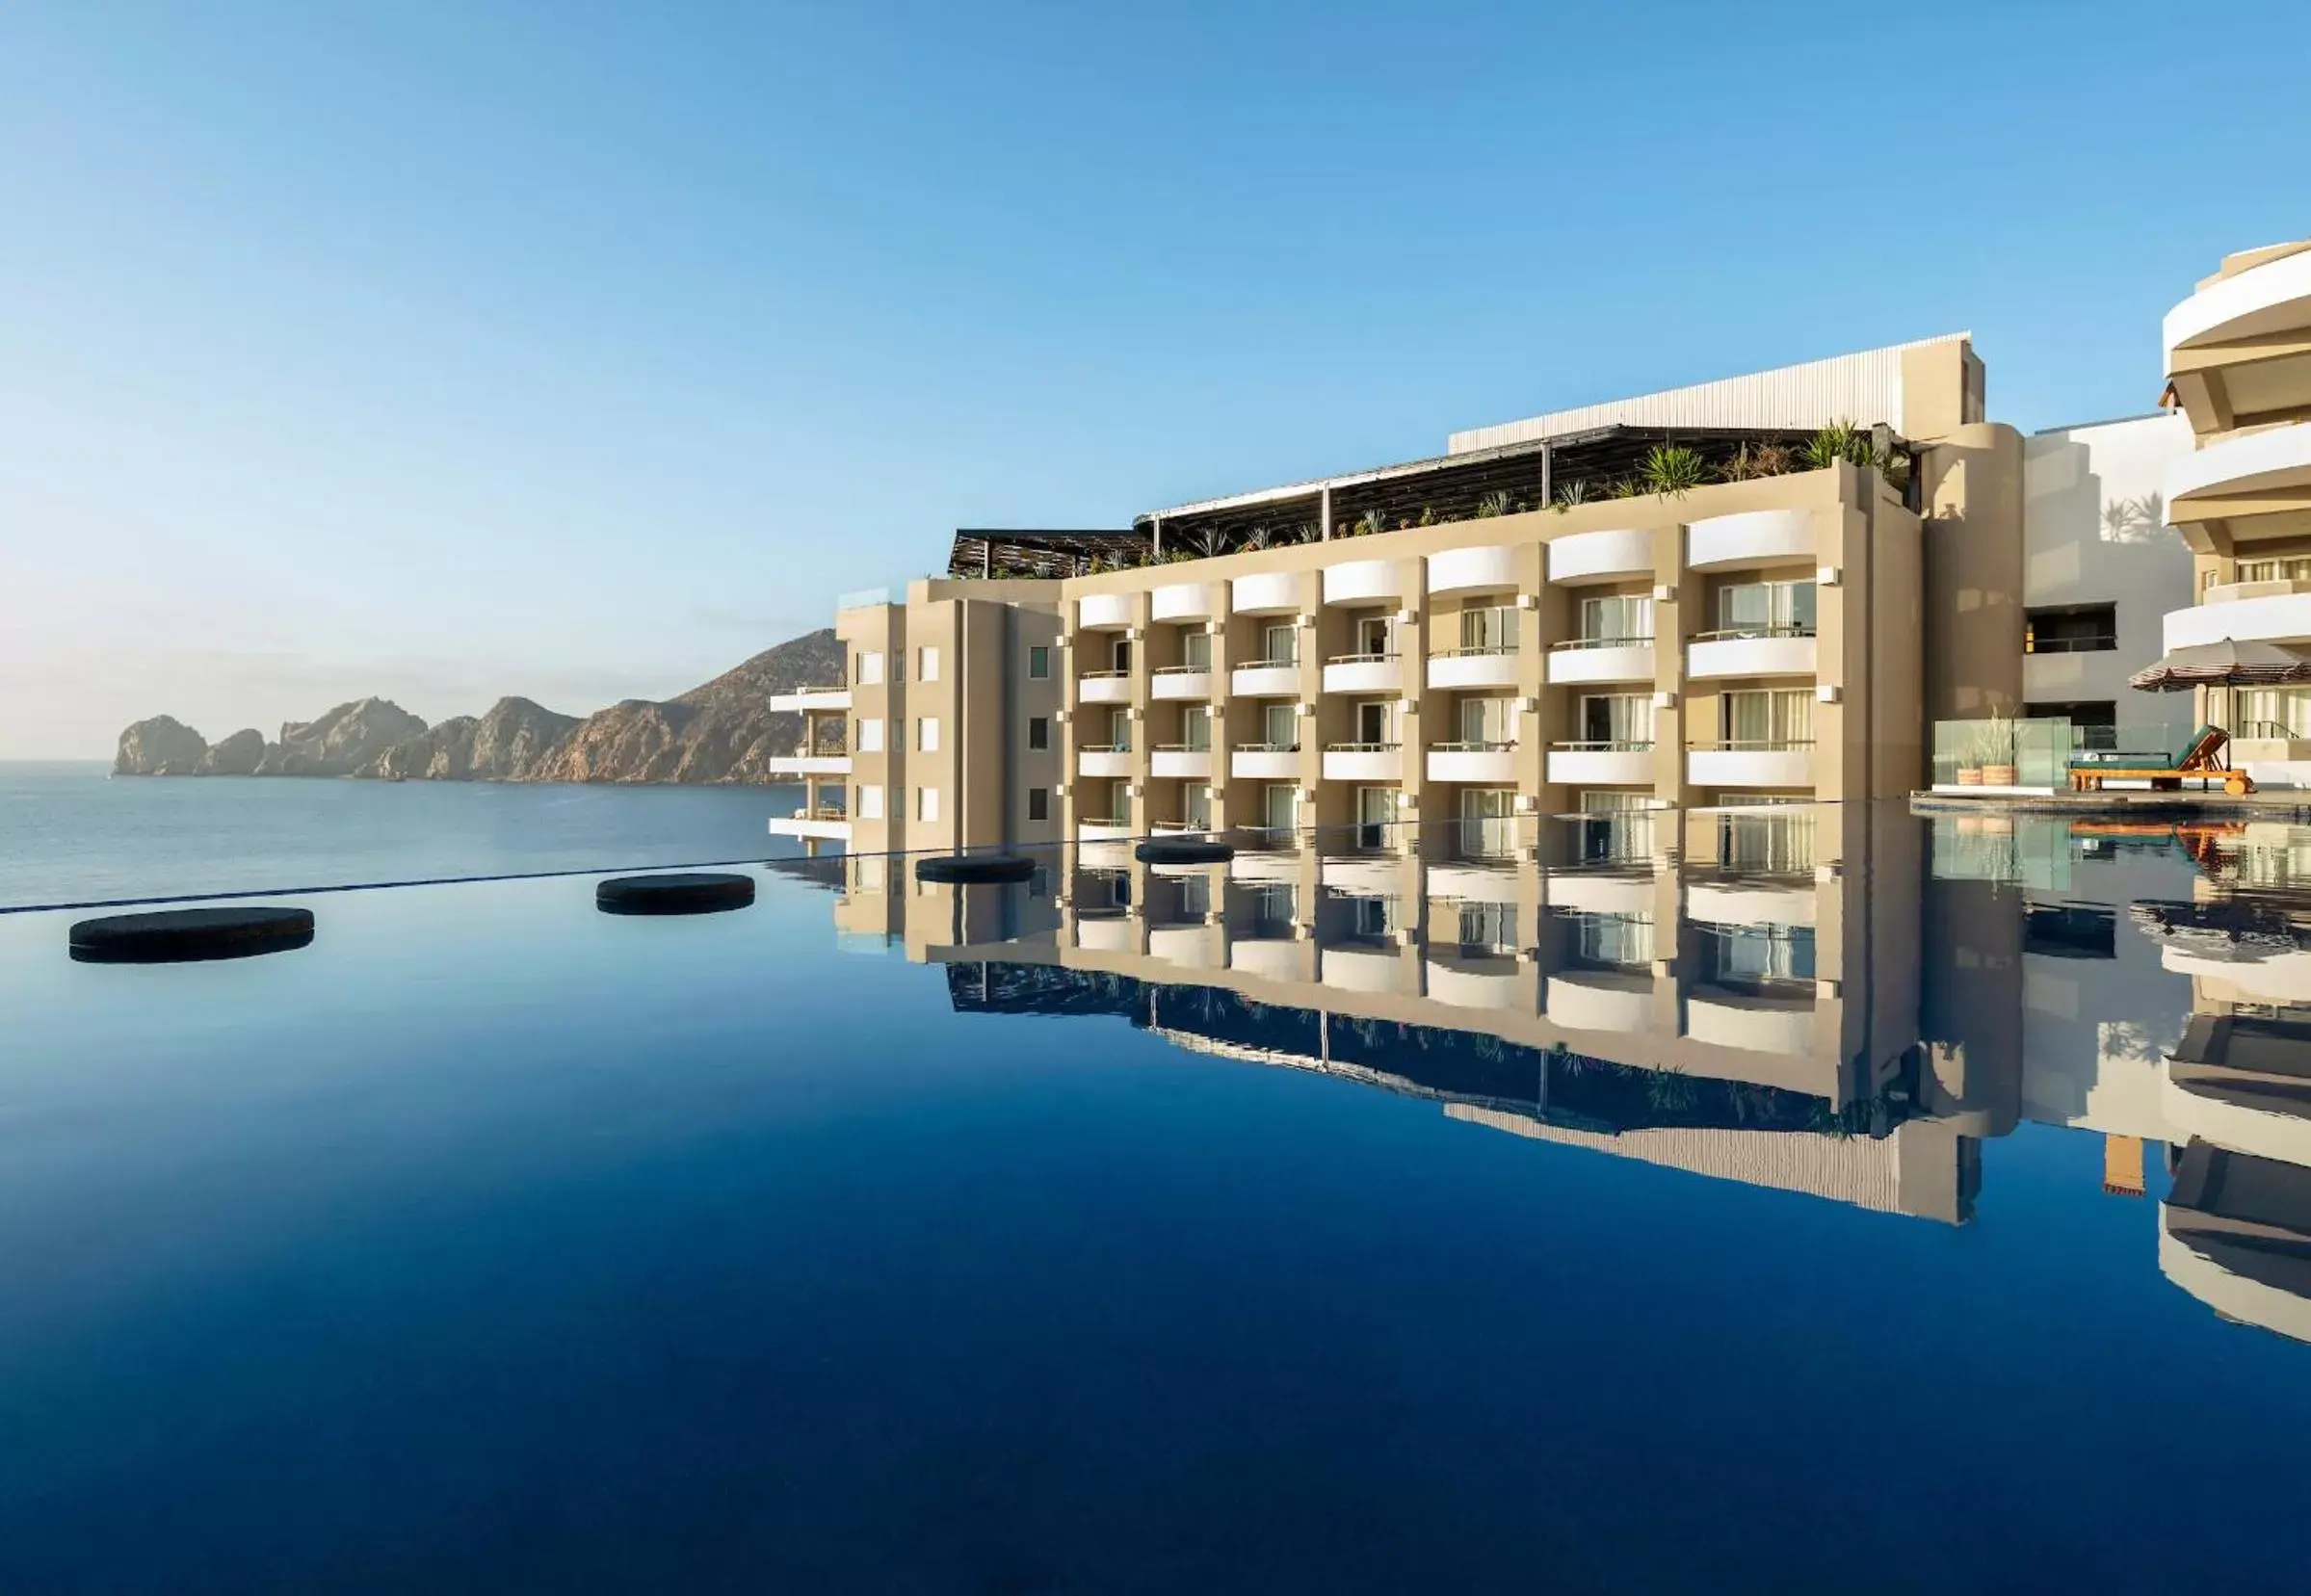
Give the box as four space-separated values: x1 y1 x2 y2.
1354 787 1397 850
1458 603 1518 653
1182 706 1212 752
1248 883 1295 935
1702 925 1816 988
916 717 940 753
1027 787 1050 822
2024 603 2115 654
1458 787 1515 860
1457 902 1518 955
1577 790 1653 864
856 784 884 820
1714 580 1815 637
1579 592 1653 643
1458 696 1514 746
1182 631 1212 671
1028 645 1051 679
1577 693 1654 746
916 645 941 682
1027 716 1049 750
1352 614 1391 657
2238 556 2311 584
916 786 939 823
1575 912 1653 967
857 651 885 686
1261 703 1298 749
1261 623 1299 666
1183 784 1212 829
1261 783 1300 832
1352 700 1392 746
2240 688 2311 740
1718 805 1815 873
1721 690 1813 746
857 718 884 753
1105 708 1132 752
1110 637 1133 673
1347 894 1398 940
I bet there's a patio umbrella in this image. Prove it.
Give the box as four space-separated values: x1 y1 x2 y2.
2128 638 2311 692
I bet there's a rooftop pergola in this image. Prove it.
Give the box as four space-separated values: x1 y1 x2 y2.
946 527 1149 580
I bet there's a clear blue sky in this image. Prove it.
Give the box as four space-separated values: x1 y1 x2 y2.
5 0 2307 756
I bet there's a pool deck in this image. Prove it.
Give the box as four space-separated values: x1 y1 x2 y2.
1911 788 2311 819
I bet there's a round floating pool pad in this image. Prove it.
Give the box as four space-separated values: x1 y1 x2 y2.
914 854 1037 884
69 904 315 964
594 873 757 915
1135 838 1235 865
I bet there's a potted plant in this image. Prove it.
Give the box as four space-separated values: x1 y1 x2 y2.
1979 713 2017 787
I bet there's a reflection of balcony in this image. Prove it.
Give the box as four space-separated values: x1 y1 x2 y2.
1150 582 1221 622
1545 968 1654 1032
1077 670 1134 703
1077 746 1133 778
764 754 851 776
1149 923 1225 969
1685 985 1816 1056
1426 743 1517 783
1427 544 1517 594
1688 744 1814 789
1231 662 1301 697
1321 944 1414 994
1426 954 1526 1009
1151 666 1213 700
1427 646 1520 690
1150 746 1212 779
1230 936 1311 981
2160 1139 2311 1346
1323 653 1403 694
1548 742 1655 786
1075 914 1137 952
1684 876 1818 927
1547 639 1655 685
1687 629 1817 679
1547 527 1652 584
1323 560 1401 606
1686 508 1814 570
1323 744 1403 781
1230 743 1301 779
1545 868 1655 918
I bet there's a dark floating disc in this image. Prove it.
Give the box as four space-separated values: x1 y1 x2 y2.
595 872 757 915
69 904 315 964
1135 838 1235 865
914 854 1037 885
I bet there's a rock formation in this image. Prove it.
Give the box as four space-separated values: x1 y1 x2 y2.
112 628 846 786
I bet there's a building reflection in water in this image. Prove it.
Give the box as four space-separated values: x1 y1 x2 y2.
787 802 2311 1346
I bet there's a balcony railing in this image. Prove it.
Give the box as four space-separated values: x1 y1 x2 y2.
1078 742 1131 753
1430 644 1519 658
1326 650 1399 665
796 805 847 821
1553 739 1657 751
1694 739 1816 750
1549 636 1654 651
1153 743 1212 754
1429 740 1515 752
1079 667 1133 679
1078 815 1132 827
1691 626 1816 643
1149 821 1214 833
1151 664 1210 675
2024 635 2117 654
1326 742 1402 752
1235 741 1301 753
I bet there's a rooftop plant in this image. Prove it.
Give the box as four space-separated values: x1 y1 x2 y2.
1552 479 1592 514
1641 444 1708 499
1476 489 1516 519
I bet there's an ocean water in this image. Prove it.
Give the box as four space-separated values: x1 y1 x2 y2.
0 762 805 907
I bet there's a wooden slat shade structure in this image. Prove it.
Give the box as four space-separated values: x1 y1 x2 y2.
2128 638 2311 691
2103 1134 2147 1198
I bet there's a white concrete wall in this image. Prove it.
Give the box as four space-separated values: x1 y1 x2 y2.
2020 413 2194 741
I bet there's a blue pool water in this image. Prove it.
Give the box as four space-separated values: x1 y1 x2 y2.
2 812 2309 1590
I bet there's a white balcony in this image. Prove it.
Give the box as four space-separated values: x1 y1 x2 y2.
1685 878 1818 928
1230 937 1310 981
1230 745 1301 779
2165 245 2311 368
1232 570 1302 615
764 754 851 776
1686 988 1816 1057
1323 745 1402 781
1547 745 1656 786
1427 863 1515 901
1230 850 1304 884
1427 544 1517 595
1077 747 1133 778
1426 956 1526 1010
1150 747 1212 780
1547 527 1653 585
1687 632 1817 679
1547 641 1655 685
1076 822 1133 845
1075 914 1137 952
2167 421 2311 536
1546 970 1654 1032
1322 944 1414 995
1544 869 1655 918
1426 648 1520 690
1149 923 1225 969
1323 559 1402 606
1320 858 1401 893
1151 581 1221 622
1230 663 1301 697
1686 508 1816 570
1426 745 1518 783
769 812 851 842
1688 746 1814 789
1151 667 1214 700
767 688 851 713
1323 654 1403 694
1077 670 1135 703
1077 592 1135 630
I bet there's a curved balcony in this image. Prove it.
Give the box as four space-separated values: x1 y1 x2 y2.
1685 878 1818 928
1230 662 1302 697
1320 858 1399 893
1687 629 1817 679
1150 746 1212 780
1077 592 1135 630
1149 923 1225 969
1323 559 1402 606
1426 647 1520 691
1686 508 1815 570
1230 937 1311 981
1547 743 1656 786
1151 581 1221 622
767 688 852 713
1323 653 1403 694
1688 744 1814 789
2167 421 2311 534
1426 955 1526 1010
1323 744 1402 782
1076 746 1133 778
1427 544 1517 595
1545 969 1654 1032
1077 669 1135 703
1074 913 1137 952
1547 527 1653 585
1232 570 1302 615
768 810 851 842
764 754 851 776
1321 944 1414 995
1547 640 1655 685
1427 863 1516 901
2158 1224 2311 1347
2165 245 2311 366
1426 743 1517 784
1685 987 1816 1056
1230 744 1301 779
2157 587 2311 652
1545 868 1654 917
1150 666 1213 700
1076 821 1133 844
2161 1069 2311 1169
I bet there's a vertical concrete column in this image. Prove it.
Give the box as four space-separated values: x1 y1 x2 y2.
1515 538 1552 849
1129 589 1154 836
1206 606 1231 834
1653 519 1697 808
1650 851 1687 1041
1398 851 1427 990
1814 485 1856 805
1298 570 1325 846
1057 599 1080 846
1514 851 1546 1015
1398 554 1430 856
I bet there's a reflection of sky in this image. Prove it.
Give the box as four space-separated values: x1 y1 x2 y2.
1 862 2309 1589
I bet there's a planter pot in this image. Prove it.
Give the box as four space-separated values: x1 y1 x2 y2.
1982 764 2017 786
1956 768 1983 786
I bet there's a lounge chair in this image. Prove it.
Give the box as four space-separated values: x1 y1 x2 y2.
2067 724 2254 796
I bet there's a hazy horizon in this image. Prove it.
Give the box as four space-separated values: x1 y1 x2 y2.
8 1 2309 757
